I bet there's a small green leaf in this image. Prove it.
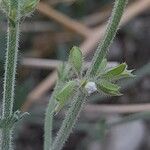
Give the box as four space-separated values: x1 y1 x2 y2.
57 62 71 81
108 66 135 81
20 0 40 17
122 69 135 78
104 63 126 79
69 46 83 75
97 79 122 96
96 58 107 75
0 111 29 129
0 0 40 19
55 80 77 105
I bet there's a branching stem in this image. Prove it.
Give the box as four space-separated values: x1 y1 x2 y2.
49 1 128 150
87 0 128 76
51 91 86 150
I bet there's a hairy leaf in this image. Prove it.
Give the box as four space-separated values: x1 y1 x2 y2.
97 79 122 96
69 46 83 76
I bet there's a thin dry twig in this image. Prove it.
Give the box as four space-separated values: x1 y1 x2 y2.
21 57 118 70
84 103 150 114
37 2 92 38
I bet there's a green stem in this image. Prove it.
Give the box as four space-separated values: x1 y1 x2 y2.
1 1 20 149
87 0 128 76
51 91 86 150
44 82 59 150
1 129 12 150
2 18 20 118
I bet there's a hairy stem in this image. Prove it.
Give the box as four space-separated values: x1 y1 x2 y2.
87 0 128 76
51 91 86 150
1 0 20 149
1 129 12 150
44 82 60 150
2 18 20 118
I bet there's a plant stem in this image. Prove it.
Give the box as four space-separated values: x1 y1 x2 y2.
1 129 12 150
1 1 20 149
44 82 59 150
2 18 20 118
51 91 86 150
87 0 128 76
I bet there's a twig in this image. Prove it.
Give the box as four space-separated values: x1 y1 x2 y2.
85 103 150 114
21 57 118 70
37 2 92 38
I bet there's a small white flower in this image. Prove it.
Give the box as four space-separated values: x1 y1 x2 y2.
85 82 97 94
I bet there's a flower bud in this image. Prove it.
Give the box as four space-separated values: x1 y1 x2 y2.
85 82 97 94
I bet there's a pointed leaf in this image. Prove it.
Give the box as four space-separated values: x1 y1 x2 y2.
96 58 107 75
97 80 122 96
104 63 126 79
55 80 77 104
69 46 83 75
20 0 40 17
110 68 135 81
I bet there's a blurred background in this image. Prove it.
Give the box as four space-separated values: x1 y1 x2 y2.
0 0 150 149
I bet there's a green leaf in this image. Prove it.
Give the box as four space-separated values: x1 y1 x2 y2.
57 62 71 81
0 111 29 129
96 58 107 75
20 0 40 17
104 63 126 79
108 67 135 81
55 80 77 106
69 46 83 75
97 79 122 96
0 0 40 19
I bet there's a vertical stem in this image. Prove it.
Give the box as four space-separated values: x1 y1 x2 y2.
87 0 128 76
1 130 12 150
44 83 59 150
1 0 20 149
2 19 20 118
51 91 86 150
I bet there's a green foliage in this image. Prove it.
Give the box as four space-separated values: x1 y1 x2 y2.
1 0 39 21
55 80 78 112
0 111 29 129
97 79 122 96
87 0 128 76
69 46 83 76
96 58 107 75
0 0 136 150
45 1 132 150
57 62 71 82
0 0 40 149
104 63 127 77
20 0 40 17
